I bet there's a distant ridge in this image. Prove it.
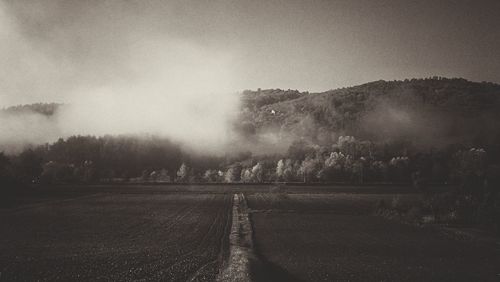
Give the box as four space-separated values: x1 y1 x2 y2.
238 77 500 147
3 78 500 148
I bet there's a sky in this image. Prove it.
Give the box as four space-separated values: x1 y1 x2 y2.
0 0 499 153
1 0 499 106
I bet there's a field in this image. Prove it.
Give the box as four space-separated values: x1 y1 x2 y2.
0 191 232 281
248 193 500 281
0 185 499 281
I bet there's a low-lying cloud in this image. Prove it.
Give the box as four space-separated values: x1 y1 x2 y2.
58 39 240 152
0 1 241 154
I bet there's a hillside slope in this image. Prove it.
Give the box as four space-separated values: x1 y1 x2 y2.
2 78 500 150
239 78 500 147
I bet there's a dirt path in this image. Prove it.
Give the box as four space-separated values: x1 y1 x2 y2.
217 193 299 282
217 193 256 282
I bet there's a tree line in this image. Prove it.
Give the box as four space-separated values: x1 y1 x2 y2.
1 134 499 189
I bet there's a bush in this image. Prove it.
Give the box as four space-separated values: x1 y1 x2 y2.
268 184 289 201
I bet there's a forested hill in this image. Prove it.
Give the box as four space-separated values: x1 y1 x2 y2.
239 78 500 147
3 78 500 149
2 77 500 186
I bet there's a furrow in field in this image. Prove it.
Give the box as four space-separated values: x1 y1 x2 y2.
0 192 233 281
187 195 233 281
150 194 231 281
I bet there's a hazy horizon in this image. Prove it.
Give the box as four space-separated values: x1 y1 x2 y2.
1 0 499 153
1 0 500 107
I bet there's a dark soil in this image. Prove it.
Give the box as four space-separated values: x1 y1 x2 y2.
0 192 232 281
1 186 498 281
248 193 500 282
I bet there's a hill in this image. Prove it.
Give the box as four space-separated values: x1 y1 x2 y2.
2 77 500 186
238 78 500 148
2 78 500 151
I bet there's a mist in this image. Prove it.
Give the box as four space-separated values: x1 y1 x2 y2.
2 1 499 155
0 111 60 153
0 1 241 153
359 98 500 149
58 39 240 152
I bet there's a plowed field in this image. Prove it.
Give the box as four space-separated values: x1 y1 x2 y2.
0 193 232 281
248 193 500 281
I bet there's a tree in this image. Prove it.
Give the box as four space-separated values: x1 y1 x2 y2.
82 160 98 183
15 149 43 183
298 157 321 182
323 152 347 181
0 152 15 186
224 164 242 183
287 140 312 160
240 168 252 183
40 161 75 184
451 148 487 195
282 159 296 182
203 169 218 182
369 160 388 182
176 163 190 182
276 159 295 182
251 162 264 182
388 156 410 182
276 159 285 181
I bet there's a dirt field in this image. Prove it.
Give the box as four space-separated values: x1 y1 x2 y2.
0 192 232 281
1 185 498 281
248 193 500 282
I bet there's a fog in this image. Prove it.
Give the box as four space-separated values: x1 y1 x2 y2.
58 39 239 152
0 1 240 153
2 1 499 155
0 111 59 153
359 97 500 150
360 102 448 147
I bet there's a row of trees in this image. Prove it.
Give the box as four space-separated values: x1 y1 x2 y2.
145 137 497 186
1 135 498 188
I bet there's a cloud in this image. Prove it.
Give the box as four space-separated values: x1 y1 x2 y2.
0 1 74 105
0 111 61 153
0 1 241 153
59 39 240 152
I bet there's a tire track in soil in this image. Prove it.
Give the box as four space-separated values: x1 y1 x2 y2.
187 194 233 281
90 194 214 281
156 198 219 276
180 195 231 279
100 199 201 281
47 195 208 282
151 194 232 281
128 195 216 281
